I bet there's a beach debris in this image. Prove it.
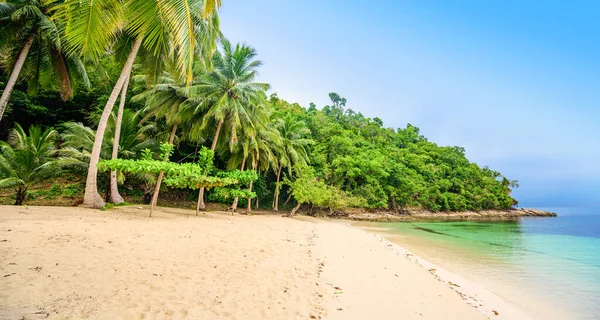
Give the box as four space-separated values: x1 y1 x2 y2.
334 292 343 295
337 308 343 311
34 310 49 317
492 310 499 316
29 266 42 272
448 281 460 287
394 274 399 277
0 239 7 242
3 273 16 277
334 286 342 290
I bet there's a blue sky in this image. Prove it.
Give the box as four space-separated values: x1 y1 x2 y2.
219 0 600 208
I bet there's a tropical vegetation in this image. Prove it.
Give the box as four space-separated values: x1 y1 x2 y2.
0 0 519 214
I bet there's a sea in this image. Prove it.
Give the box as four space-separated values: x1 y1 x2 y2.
359 207 600 320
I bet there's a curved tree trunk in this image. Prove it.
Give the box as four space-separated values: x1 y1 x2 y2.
82 37 143 208
108 74 130 204
230 156 246 212
273 163 282 212
197 119 223 212
0 34 35 122
282 193 293 206
149 121 178 217
287 202 301 217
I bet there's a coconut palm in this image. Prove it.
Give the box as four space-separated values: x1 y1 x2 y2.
131 68 195 213
61 109 156 163
0 123 76 205
272 115 313 212
244 124 280 212
220 111 279 212
0 0 89 122
184 39 269 211
54 0 221 207
60 109 158 201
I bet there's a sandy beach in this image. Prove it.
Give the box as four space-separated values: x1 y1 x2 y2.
0 206 528 319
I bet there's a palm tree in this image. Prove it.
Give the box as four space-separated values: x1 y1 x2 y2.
54 0 221 207
108 74 130 204
184 39 269 211
222 113 279 212
245 124 280 212
0 124 75 205
60 109 157 201
272 115 313 212
0 0 89 121
131 67 200 213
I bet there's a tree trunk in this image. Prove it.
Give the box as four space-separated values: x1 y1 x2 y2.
288 202 301 217
273 163 282 212
0 34 35 122
82 37 143 208
14 187 27 206
108 74 130 204
230 156 246 212
197 119 223 212
247 161 256 213
149 121 178 217
283 193 293 206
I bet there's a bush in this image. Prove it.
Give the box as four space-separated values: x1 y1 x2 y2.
61 183 83 198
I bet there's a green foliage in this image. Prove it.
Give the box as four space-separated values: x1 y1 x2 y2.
0 124 79 205
0 0 90 101
100 202 131 211
288 93 519 212
61 183 83 198
98 147 239 191
210 169 258 201
1 3 520 214
286 164 366 214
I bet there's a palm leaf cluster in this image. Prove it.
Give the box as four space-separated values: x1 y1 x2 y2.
0 0 316 211
0 124 77 204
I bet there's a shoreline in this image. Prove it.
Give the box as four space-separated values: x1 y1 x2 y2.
1 205 532 319
341 208 557 222
346 221 532 319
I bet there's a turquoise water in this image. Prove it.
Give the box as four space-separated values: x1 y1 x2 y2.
367 208 600 320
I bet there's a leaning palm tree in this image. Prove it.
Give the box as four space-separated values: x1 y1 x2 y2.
184 39 269 211
0 0 90 121
0 124 76 205
60 109 158 202
54 0 221 207
272 115 313 212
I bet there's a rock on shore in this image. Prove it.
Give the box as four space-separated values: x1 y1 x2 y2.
344 208 557 222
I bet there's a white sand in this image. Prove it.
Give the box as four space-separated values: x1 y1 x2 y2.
0 206 525 319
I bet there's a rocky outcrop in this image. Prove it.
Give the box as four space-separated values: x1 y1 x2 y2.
342 208 557 222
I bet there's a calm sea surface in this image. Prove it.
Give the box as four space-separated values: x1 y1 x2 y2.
361 207 600 320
